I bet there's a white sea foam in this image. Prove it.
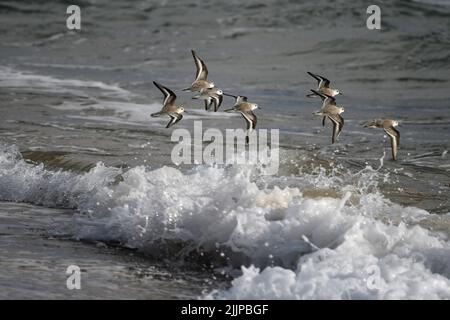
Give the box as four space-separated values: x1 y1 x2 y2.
0 144 449 299
0 67 231 127
0 67 131 98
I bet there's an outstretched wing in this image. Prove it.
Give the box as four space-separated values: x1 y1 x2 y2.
310 89 336 106
153 81 177 107
236 95 248 104
363 119 384 128
223 93 248 104
192 50 208 81
384 126 400 160
166 113 183 128
214 94 223 112
329 114 344 144
307 72 331 88
241 110 257 130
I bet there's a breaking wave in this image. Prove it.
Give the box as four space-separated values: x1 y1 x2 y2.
0 144 449 299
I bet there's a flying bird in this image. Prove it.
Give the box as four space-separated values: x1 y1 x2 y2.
307 72 341 98
182 50 215 92
224 94 260 144
363 119 400 160
193 87 224 111
151 81 185 128
311 89 345 144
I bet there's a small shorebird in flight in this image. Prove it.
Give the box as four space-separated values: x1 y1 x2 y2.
193 86 224 111
307 72 341 98
182 50 216 92
151 81 185 128
311 89 344 144
363 119 400 161
224 94 260 144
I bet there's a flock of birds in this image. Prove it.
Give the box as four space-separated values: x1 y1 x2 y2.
151 50 401 160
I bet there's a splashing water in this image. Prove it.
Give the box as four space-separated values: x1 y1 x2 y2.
0 144 449 299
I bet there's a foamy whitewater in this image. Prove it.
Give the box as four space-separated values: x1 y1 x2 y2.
1 144 449 299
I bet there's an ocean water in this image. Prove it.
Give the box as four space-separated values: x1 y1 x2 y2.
0 0 450 299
